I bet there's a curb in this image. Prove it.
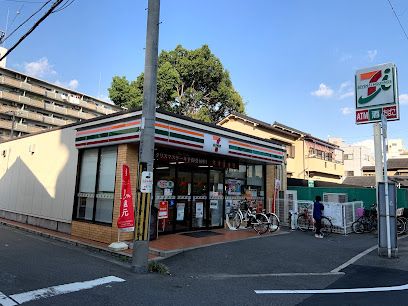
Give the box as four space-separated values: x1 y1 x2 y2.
149 230 290 259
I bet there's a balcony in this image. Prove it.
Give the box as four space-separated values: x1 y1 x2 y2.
306 156 344 177
1 75 118 115
0 75 46 96
0 119 43 134
0 90 45 109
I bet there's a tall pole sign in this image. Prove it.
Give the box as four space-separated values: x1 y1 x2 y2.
355 63 399 258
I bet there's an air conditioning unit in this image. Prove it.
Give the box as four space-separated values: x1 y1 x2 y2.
323 193 348 203
60 94 68 101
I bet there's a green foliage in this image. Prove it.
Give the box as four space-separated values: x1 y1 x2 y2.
108 76 142 109
148 261 170 275
108 45 245 122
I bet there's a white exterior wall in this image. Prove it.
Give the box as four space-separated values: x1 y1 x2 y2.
343 146 374 177
388 139 406 158
0 127 78 223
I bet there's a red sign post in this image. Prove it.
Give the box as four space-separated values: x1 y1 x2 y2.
117 164 135 232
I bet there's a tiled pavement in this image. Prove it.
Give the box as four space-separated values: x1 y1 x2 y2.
0 217 286 261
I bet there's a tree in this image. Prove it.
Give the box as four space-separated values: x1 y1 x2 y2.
108 76 142 109
108 45 245 122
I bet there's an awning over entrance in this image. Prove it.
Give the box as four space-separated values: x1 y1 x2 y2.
74 110 286 165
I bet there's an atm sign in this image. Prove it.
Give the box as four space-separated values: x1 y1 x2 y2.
356 105 398 124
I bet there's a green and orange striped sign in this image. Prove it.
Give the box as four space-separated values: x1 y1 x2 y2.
75 114 285 164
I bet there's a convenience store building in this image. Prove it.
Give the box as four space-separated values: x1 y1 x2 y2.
0 110 286 244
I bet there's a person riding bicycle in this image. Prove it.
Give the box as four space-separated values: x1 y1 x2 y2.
313 195 324 238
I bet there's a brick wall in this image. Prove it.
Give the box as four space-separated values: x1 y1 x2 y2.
71 143 139 244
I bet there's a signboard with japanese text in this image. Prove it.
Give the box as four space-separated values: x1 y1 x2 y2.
117 164 135 232
158 201 169 219
140 171 153 193
355 63 399 124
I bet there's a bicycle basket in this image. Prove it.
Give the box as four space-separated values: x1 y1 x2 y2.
356 207 364 218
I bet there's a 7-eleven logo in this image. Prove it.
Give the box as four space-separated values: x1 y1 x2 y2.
357 68 392 105
212 136 221 152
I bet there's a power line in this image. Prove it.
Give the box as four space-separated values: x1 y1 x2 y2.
0 0 64 62
387 0 408 42
1 0 52 44
52 0 74 13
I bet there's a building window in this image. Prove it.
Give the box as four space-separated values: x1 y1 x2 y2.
344 154 353 160
75 146 117 224
287 145 295 158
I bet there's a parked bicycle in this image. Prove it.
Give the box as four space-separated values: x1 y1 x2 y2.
352 205 377 234
397 208 407 235
263 209 280 233
297 203 333 236
352 205 406 235
226 200 270 235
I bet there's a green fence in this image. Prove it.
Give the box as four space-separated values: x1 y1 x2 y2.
288 186 408 209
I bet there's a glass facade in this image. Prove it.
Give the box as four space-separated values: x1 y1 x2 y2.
75 146 117 224
153 148 265 234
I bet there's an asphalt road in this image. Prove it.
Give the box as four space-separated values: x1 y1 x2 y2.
1 224 408 306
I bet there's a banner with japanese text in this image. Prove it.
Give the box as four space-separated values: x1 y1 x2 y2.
117 164 135 232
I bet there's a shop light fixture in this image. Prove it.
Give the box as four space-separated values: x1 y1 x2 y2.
169 162 177 164
198 165 209 168
156 166 170 170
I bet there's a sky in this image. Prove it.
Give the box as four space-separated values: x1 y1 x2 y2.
1 0 408 150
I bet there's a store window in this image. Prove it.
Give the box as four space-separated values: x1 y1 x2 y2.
246 164 264 198
75 146 117 224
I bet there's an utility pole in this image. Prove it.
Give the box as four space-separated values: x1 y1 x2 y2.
10 111 15 138
131 0 160 273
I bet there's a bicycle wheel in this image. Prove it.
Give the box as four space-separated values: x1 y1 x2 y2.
297 214 311 232
226 210 241 229
397 217 406 235
352 220 364 234
268 213 280 233
321 216 333 236
361 216 374 233
253 213 269 235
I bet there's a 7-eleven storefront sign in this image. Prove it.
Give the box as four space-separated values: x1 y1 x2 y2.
355 63 399 124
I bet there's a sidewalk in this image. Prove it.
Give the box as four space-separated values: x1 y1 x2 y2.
0 217 285 261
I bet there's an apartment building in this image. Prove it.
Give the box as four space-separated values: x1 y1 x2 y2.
387 139 408 159
218 113 344 185
0 66 122 141
328 137 374 177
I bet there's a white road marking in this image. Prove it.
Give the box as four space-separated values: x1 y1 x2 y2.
0 292 17 306
331 245 377 273
8 276 125 304
255 283 408 294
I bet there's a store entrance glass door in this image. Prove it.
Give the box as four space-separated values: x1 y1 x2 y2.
192 170 208 229
175 169 192 231
209 169 224 227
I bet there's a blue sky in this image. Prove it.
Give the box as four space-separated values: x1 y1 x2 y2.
1 0 408 149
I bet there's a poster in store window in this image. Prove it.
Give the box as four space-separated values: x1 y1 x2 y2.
225 199 233 214
176 203 185 221
196 202 204 218
226 179 243 195
210 200 218 209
